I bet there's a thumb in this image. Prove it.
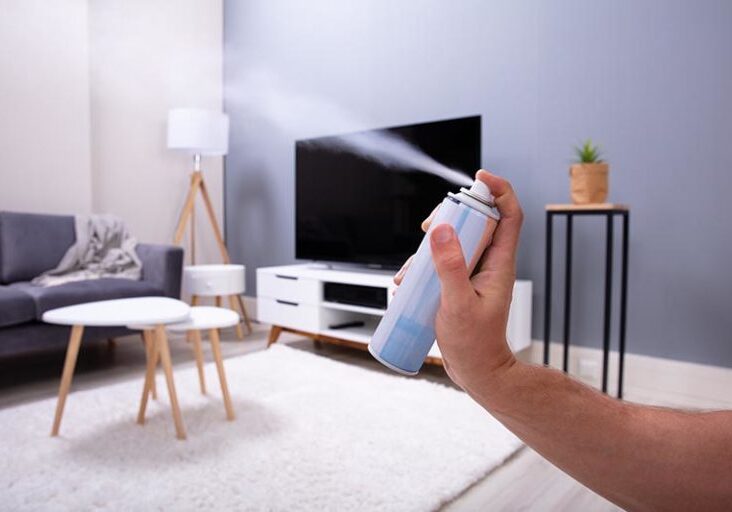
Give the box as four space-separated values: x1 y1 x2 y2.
430 224 475 308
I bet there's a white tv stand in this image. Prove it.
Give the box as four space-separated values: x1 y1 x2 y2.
257 264 532 365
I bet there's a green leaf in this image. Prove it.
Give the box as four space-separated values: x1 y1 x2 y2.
573 139 604 163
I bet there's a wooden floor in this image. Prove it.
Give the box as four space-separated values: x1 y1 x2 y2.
0 323 619 511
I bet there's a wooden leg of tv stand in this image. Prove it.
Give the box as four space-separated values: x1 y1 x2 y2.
268 326 320 345
266 325 444 367
267 326 283 347
424 355 444 367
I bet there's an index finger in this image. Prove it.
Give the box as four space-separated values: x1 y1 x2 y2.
421 204 440 233
475 170 523 273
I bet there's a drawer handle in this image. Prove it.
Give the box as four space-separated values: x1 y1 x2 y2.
275 274 298 280
276 299 299 307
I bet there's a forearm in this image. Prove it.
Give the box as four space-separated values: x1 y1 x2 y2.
468 360 732 511
424 173 732 509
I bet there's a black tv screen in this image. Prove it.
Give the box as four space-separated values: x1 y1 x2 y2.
295 116 481 268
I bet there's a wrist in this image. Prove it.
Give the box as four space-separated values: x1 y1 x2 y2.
462 347 522 412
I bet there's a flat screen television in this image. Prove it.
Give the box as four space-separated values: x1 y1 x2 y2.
295 115 481 268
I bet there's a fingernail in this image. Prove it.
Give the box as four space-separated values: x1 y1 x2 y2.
395 255 413 281
432 225 454 244
395 264 406 280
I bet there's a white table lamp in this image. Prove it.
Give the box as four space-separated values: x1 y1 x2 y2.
167 108 251 338
168 107 230 255
167 108 229 169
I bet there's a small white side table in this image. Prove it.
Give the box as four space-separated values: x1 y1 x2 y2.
183 264 253 339
136 307 239 423
43 297 190 440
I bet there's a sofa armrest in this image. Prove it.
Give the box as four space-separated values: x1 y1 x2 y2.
135 243 184 299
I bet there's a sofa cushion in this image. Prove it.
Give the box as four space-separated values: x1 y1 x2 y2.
0 322 136 358
11 279 164 319
0 211 76 284
0 286 36 327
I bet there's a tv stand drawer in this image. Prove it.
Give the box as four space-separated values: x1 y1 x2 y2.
257 297 320 332
258 272 320 305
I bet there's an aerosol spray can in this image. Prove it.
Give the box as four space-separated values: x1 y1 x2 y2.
368 179 500 375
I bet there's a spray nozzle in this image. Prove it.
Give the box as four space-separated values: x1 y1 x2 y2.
459 179 495 207
469 180 493 203
450 179 500 220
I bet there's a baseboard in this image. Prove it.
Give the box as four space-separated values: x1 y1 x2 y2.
524 341 732 410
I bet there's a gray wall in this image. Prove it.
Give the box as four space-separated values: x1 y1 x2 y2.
224 0 732 367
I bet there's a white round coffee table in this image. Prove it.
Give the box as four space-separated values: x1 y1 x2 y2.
136 307 240 423
43 297 190 440
183 264 252 338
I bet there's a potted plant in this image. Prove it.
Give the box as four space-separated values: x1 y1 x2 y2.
570 139 608 204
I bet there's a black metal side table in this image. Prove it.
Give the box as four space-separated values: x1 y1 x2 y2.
543 203 630 398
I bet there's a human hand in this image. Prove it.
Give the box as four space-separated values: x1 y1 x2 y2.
393 170 523 396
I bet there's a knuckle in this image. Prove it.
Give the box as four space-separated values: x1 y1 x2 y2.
440 252 465 273
516 206 525 225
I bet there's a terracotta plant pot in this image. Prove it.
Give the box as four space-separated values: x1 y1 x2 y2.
569 163 609 204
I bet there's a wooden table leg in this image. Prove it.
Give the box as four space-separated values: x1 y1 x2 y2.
235 294 253 335
267 325 283 348
51 325 84 436
227 295 245 340
209 328 235 420
138 329 159 424
191 329 207 394
187 295 199 344
142 329 157 400
155 324 187 440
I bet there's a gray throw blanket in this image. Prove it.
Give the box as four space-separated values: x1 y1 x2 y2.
32 214 142 287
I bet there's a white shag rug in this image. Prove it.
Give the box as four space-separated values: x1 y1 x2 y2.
0 345 522 511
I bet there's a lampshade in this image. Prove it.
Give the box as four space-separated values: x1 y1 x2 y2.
167 108 229 156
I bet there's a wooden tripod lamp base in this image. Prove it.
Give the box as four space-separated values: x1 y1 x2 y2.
173 170 253 338
167 109 250 337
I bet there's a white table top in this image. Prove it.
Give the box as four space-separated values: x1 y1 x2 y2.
129 306 240 332
42 297 190 327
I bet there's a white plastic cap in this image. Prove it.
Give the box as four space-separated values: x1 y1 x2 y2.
469 179 494 204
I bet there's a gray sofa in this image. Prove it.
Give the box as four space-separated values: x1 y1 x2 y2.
0 211 184 357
